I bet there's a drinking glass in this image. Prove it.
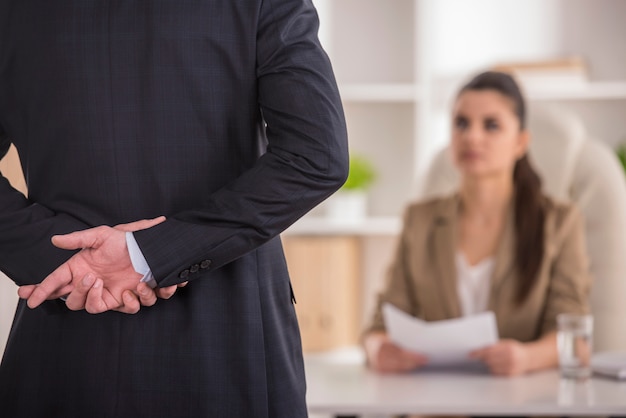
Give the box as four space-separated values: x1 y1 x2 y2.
557 313 593 379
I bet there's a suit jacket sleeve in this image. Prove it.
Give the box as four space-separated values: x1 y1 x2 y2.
0 128 89 285
540 204 592 334
133 0 349 286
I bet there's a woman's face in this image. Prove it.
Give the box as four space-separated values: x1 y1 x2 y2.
450 89 529 180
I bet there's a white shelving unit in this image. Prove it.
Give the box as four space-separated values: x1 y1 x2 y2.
285 216 401 237
525 81 626 101
339 83 419 103
310 0 626 224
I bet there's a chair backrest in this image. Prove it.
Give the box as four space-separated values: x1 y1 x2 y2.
419 104 626 352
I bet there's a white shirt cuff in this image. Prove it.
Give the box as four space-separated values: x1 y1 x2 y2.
126 231 157 289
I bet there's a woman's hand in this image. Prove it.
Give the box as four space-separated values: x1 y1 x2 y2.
364 332 428 373
471 332 559 376
470 339 530 376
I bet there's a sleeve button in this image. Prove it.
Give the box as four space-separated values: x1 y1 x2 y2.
179 269 190 279
200 259 212 269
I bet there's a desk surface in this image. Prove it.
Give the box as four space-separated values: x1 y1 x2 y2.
305 356 626 416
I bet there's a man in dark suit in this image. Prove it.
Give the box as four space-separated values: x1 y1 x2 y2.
0 1 348 417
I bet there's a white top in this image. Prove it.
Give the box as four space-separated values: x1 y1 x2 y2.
455 252 495 316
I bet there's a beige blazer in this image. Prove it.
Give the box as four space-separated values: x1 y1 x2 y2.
367 194 591 342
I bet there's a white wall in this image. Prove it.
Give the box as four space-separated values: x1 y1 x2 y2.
429 0 563 79
560 0 626 81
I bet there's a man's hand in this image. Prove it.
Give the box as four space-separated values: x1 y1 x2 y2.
17 216 186 314
469 339 530 376
113 217 188 311
18 274 188 314
19 224 141 312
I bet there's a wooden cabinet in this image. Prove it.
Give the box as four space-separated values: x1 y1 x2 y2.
282 236 360 352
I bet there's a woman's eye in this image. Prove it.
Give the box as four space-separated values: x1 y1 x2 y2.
485 120 499 131
454 117 468 129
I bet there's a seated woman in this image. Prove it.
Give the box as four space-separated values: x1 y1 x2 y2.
363 71 591 376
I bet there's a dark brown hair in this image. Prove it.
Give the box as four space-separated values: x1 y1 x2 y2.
458 71 545 304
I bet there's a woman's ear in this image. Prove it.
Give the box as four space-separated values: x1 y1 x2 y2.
516 130 531 159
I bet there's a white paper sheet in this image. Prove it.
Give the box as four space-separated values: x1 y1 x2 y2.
592 351 626 379
382 303 499 365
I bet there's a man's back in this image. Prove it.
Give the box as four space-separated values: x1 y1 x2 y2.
0 1 348 416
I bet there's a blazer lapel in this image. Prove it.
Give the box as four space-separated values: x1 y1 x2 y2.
433 196 462 318
487 205 516 312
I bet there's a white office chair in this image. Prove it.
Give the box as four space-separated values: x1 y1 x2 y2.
419 104 626 353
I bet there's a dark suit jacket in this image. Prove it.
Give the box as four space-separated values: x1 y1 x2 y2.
0 1 348 417
366 194 591 342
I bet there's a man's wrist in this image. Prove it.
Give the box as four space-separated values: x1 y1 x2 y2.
140 271 158 289
126 231 157 288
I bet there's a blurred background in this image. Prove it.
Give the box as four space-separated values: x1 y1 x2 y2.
283 0 626 356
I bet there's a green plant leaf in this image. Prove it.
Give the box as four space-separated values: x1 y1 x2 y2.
342 154 377 191
616 143 626 173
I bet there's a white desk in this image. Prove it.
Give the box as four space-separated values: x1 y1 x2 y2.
305 357 626 416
